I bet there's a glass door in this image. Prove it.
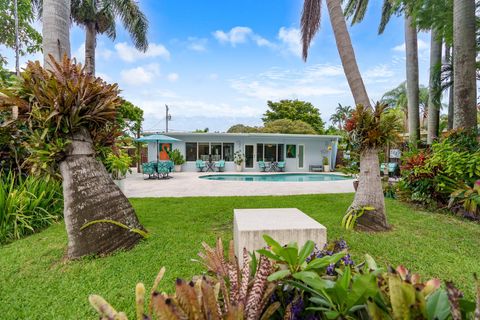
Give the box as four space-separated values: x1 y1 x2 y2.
298 144 304 169
245 145 254 168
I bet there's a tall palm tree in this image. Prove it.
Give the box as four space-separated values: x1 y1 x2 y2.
41 0 70 68
427 28 442 144
330 103 352 130
301 0 389 231
453 0 477 129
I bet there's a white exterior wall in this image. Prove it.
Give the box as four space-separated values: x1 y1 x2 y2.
146 133 339 172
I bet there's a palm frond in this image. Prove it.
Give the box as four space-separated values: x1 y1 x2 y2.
111 0 148 52
378 0 393 34
301 0 322 61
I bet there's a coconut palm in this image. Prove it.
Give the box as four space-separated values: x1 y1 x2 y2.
301 0 389 231
453 0 477 129
35 0 148 75
427 28 442 144
330 104 352 130
41 0 70 68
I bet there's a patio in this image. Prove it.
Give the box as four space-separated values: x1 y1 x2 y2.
123 171 355 197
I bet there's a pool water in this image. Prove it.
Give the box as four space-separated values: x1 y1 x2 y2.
199 173 351 182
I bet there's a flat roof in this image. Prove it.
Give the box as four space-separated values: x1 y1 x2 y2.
144 132 341 139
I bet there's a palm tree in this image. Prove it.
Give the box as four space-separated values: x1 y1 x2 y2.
427 28 442 144
41 0 70 68
301 0 389 231
330 104 352 130
453 0 477 129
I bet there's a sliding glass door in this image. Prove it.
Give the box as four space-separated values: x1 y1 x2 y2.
245 144 254 168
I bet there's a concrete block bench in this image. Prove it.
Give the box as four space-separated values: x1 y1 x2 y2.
233 208 327 259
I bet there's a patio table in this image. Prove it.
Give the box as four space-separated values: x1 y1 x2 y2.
269 162 279 172
205 161 216 172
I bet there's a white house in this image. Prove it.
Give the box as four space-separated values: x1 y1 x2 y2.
146 132 340 172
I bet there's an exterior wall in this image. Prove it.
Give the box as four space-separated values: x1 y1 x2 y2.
146 133 339 172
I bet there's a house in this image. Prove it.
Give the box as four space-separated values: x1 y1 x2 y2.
145 132 341 172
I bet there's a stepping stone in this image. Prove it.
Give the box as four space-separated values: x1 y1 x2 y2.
233 208 327 259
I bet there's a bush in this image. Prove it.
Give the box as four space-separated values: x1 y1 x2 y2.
0 171 63 244
167 149 185 165
104 150 132 180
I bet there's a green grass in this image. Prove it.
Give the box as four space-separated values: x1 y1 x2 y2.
0 194 479 319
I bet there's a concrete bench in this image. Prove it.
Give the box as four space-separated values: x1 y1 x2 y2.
233 208 327 259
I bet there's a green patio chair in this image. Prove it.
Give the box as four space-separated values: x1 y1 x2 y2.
380 162 400 177
196 160 206 172
142 162 157 179
157 161 173 179
277 161 286 172
215 160 225 172
258 161 267 172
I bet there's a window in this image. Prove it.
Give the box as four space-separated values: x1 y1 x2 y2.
256 144 264 161
264 144 276 162
277 144 284 161
198 143 209 160
186 143 197 161
211 143 222 161
223 143 234 161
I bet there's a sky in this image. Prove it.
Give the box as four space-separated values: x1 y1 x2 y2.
1 0 433 133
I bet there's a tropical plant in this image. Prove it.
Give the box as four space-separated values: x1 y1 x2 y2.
167 149 185 166
262 119 317 135
341 206 375 230
227 124 261 133
234 150 244 165
322 156 329 166
329 103 352 130
105 150 132 180
449 180 480 220
0 170 63 244
0 56 146 259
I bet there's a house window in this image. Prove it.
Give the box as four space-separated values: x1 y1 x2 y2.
264 144 276 162
211 143 222 161
277 144 284 161
257 144 264 161
186 143 197 161
223 143 234 161
198 143 210 160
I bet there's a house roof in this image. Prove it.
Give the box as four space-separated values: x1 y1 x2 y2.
144 132 341 139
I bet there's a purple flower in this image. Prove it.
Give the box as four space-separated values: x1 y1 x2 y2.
291 297 304 319
326 263 336 275
342 254 354 266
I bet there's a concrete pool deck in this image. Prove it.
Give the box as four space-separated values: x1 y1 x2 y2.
123 171 355 198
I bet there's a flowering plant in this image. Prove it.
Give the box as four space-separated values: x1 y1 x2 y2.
233 150 245 165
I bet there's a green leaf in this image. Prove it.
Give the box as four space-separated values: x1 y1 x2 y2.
365 254 378 271
306 251 346 270
426 290 450 320
267 269 291 282
298 240 315 263
256 249 282 262
262 234 282 254
279 246 299 267
337 266 351 290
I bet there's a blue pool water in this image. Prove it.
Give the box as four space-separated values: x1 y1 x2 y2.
199 173 351 182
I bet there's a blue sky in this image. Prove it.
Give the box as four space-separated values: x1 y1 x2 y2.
2 0 432 132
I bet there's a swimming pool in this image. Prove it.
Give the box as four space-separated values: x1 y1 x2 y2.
199 173 352 182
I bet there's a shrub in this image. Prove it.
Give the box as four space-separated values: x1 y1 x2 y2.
0 171 63 244
104 150 132 180
167 149 185 166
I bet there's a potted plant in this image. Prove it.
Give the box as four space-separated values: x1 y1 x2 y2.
105 151 132 193
167 149 186 172
323 156 330 172
234 150 244 172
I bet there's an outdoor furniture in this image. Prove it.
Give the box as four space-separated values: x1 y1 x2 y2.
277 161 286 172
309 164 323 172
380 162 400 177
258 161 267 172
157 161 174 179
269 161 279 172
196 160 206 172
215 160 225 172
205 160 216 172
142 162 157 179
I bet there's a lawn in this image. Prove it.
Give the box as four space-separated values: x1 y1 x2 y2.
1 194 479 319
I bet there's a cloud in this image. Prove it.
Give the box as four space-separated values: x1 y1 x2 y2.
364 64 395 79
115 42 170 62
186 37 208 52
277 27 302 57
392 39 429 52
213 26 253 46
96 72 113 83
72 43 114 64
167 73 179 82
120 63 160 86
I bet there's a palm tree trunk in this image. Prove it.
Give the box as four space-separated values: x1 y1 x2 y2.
405 15 420 145
84 22 96 75
42 0 71 68
59 128 145 259
326 0 388 231
453 0 477 129
427 30 442 144
445 45 454 130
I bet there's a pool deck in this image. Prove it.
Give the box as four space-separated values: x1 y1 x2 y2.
123 171 355 198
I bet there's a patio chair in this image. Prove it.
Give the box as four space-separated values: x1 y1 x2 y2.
157 161 173 179
380 162 400 177
258 161 267 172
215 160 225 172
196 160 206 172
277 161 286 172
142 162 157 179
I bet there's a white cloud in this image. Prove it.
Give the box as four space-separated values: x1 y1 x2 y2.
167 73 179 82
208 73 219 80
187 37 208 52
213 26 253 46
72 43 114 64
120 63 160 86
115 42 170 62
364 64 395 79
392 39 429 52
96 72 113 83
277 27 302 57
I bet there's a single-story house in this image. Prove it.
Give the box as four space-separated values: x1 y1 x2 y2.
145 132 341 172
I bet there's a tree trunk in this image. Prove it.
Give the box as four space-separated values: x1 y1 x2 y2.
84 22 96 75
59 128 145 259
445 45 454 130
354 148 388 231
42 0 70 68
326 0 388 231
405 15 420 145
453 0 477 129
427 30 442 144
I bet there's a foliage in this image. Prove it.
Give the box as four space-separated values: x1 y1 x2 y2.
0 0 42 61
341 206 375 230
262 99 325 133
227 124 261 133
0 56 124 176
193 127 209 133
0 171 62 244
262 119 317 135
234 150 244 165
167 149 185 166
117 100 144 137
105 150 132 179
345 103 402 152
322 157 329 166
449 181 480 220
329 104 352 130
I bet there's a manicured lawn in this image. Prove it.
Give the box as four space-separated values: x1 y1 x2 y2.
1 194 479 319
